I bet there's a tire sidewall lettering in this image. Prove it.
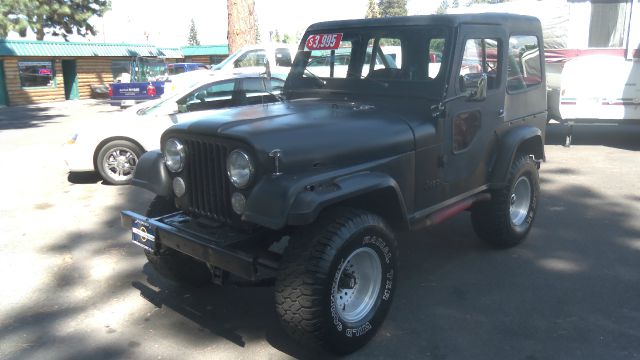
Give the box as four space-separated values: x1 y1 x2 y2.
328 228 396 339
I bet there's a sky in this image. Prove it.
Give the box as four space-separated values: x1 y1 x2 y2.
6 0 440 47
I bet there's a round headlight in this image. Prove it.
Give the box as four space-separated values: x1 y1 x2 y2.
226 149 254 188
164 138 185 172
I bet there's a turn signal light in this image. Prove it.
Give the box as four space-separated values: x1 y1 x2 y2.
146 84 157 96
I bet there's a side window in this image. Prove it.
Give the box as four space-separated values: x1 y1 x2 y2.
275 48 292 67
234 50 266 68
507 35 542 93
178 80 236 112
459 38 500 92
242 78 266 95
238 78 285 105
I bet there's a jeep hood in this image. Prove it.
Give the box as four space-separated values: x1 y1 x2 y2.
168 99 417 171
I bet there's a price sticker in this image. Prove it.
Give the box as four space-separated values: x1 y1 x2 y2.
305 33 343 51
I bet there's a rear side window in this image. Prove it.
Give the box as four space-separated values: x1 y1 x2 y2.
275 48 292 67
507 35 542 93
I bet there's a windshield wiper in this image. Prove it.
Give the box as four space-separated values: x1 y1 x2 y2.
266 88 286 103
304 68 326 88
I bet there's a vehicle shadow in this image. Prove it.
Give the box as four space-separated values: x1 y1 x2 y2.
67 171 102 184
132 263 335 359
545 122 640 151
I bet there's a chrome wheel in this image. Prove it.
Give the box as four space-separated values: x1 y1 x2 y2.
333 247 382 323
102 146 138 182
510 176 531 226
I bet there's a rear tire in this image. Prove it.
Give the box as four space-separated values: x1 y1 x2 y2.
275 208 397 354
144 196 212 287
471 154 539 248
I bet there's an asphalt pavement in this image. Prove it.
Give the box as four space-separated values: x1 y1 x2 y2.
0 101 638 360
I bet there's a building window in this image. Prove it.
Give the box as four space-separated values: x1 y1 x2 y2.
111 60 131 83
18 60 55 88
209 55 226 65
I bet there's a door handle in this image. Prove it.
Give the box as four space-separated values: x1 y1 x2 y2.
497 107 504 121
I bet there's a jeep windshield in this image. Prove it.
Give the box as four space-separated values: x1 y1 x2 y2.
285 26 449 100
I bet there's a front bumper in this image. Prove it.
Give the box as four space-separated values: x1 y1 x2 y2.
63 142 94 172
121 210 278 280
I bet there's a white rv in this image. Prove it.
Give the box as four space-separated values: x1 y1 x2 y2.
449 0 640 123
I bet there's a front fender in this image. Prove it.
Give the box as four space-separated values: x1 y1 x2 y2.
131 150 172 196
490 126 545 186
242 170 408 230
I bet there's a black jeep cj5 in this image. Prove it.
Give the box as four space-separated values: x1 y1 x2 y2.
121 13 546 353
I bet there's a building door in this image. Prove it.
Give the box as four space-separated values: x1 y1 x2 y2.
0 61 8 106
61 60 79 100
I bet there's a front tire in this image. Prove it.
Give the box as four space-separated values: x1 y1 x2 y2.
275 208 398 354
471 154 540 247
143 196 212 287
96 139 143 185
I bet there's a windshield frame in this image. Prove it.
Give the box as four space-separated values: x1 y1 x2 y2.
285 25 451 100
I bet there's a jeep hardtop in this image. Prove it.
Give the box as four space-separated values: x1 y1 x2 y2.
121 13 546 353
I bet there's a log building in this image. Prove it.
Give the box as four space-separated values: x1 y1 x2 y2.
0 40 228 106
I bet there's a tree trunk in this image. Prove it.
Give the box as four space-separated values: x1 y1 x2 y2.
227 0 257 53
36 25 45 41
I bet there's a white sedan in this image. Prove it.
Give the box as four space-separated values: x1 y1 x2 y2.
64 73 285 185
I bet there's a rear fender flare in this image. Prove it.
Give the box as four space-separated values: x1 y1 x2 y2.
490 126 544 186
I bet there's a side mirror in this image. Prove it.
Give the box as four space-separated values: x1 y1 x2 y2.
167 102 179 114
195 91 206 102
262 57 272 79
460 73 487 102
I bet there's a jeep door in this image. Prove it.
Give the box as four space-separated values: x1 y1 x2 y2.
441 25 506 198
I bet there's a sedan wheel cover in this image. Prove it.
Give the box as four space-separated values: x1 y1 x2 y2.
103 147 138 181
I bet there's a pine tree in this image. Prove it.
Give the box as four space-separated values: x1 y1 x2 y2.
365 0 381 18
0 0 110 40
436 0 449 14
187 19 200 46
378 0 408 18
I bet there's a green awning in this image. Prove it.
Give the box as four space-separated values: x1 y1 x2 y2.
182 45 229 56
0 39 229 58
0 39 170 57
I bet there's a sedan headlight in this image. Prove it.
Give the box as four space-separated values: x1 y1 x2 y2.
226 149 254 188
164 138 186 172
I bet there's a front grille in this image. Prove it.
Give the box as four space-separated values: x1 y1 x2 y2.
182 138 235 223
